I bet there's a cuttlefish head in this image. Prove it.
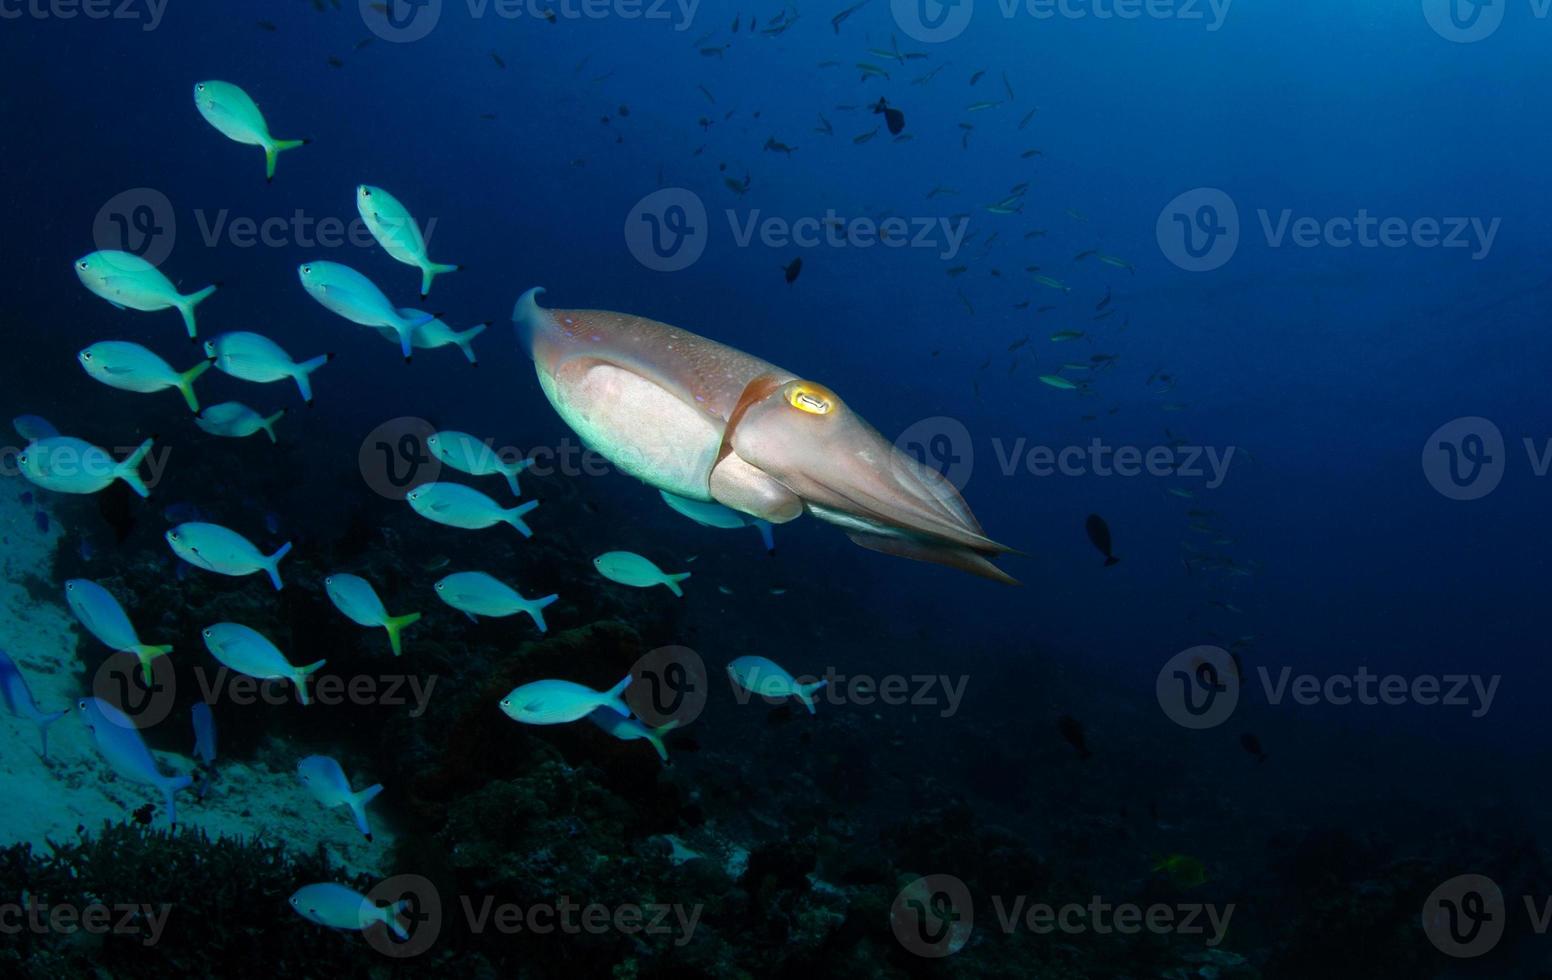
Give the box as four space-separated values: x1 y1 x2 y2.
722 375 1017 584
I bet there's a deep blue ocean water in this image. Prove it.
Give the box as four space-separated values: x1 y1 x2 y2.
2 2 1551 977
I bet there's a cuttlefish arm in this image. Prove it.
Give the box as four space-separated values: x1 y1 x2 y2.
514 288 1016 584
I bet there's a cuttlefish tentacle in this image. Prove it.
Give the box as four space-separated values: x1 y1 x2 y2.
514 287 1016 583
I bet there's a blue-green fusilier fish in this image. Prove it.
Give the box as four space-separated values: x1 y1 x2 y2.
79 341 212 413
660 490 776 553
407 483 539 536
18 436 156 498
204 332 333 405
201 623 324 706
74 251 218 340
433 571 558 631
593 551 691 596
166 522 293 590
193 80 308 182
586 708 679 764
65 579 174 684
297 755 383 841
427 430 532 496
0 648 65 758
290 883 409 939
377 310 488 365
296 261 437 362
499 675 633 725
727 655 826 715
196 402 285 442
324 573 421 657
12 414 58 442
77 697 194 825
356 184 460 298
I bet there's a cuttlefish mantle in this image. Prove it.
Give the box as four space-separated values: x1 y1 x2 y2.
513 287 1016 583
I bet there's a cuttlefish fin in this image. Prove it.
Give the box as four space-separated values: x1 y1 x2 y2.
845 530 1020 585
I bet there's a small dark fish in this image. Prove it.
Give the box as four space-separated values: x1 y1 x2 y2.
969 68 985 85
782 258 802 284
1096 288 1112 311
763 136 798 156
19 492 33 506
1085 514 1119 566
872 97 905 135
618 104 630 117
132 803 156 826
1056 715 1092 760
1240 733 1268 763
256 19 277 31
77 535 95 561
327 56 344 68
490 50 506 69
33 511 49 534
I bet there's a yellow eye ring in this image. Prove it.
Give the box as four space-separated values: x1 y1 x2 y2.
785 383 833 415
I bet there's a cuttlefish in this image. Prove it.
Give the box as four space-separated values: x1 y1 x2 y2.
514 288 1016 583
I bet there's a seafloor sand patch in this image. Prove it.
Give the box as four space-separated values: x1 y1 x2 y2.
0 481 392 875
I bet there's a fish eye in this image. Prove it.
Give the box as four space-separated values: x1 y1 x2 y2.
196 83 205 91
785 382 834 416
360 187 371 198
77 699 87 709
16 454 25 464
202 629 211 638
300 265 311 275
499 698 510 707
77 261 89 270
324 576 332 585
434 582 444 591
81 351 92 360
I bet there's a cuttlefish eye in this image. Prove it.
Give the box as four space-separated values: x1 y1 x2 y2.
785 382 834 416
